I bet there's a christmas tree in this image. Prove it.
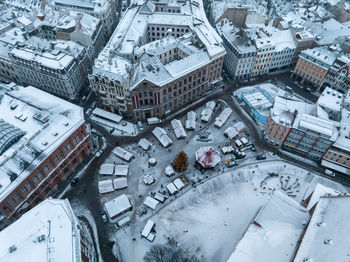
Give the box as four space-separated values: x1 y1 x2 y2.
173 151 189 172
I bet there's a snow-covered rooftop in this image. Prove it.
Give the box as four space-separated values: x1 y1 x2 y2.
317 87 343 113
294 113 339 140
300 47 338 69
92 0 225 89
227 191 310 262
0 198 81 262
294 196 350 262
0 84 84 201
271 96 313 127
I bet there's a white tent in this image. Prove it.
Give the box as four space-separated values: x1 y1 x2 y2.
113 147 134 161
113 177 128 190
104 194 132 220
187 111 196 120
154 193 166 203
185 119 196 130
138 138 152 150
171 119 187 139
234 121 245 133
98 180 114 194
99 163 114 175
165 166 175 177
167 182 178 195
114 165 129 176
224 127 239 140
141 219 155 238
186 111 196 130
152 127 173 147
201 108 213 122
144 196 159 210
173 178 185 190
214 107 232 128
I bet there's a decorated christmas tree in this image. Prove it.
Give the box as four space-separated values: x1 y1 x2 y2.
173 151 189 172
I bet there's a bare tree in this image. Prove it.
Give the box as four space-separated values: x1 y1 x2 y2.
143 238 199 262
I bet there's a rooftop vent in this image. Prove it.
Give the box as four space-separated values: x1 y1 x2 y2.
37 234 46 243
8 245 17 253
33 112 49 124
324 239 334 245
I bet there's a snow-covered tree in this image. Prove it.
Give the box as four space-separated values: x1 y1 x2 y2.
143 238 199 262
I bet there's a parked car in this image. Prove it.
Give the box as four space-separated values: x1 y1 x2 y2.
70 178 80 186
91 101 97 108
101 212 108 223
86 108 92 116
234 149 246 159
137 121 144 131
256 154 266 160
324 169 335 177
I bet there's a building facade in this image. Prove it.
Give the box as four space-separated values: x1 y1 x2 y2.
216 19 257 80
292 47 338 91
89 0 226 121
0 84 92 228
252 38 275 76
323 55 350 94
7 44 89 100
0 198 96 262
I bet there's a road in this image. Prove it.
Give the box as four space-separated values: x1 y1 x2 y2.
60 72 348 262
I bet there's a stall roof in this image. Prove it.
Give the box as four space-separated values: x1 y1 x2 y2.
167 182 178 194
173 178 185 190
99 163 114 175
113 177 128 190
144 196 159 210
114 165 129 176
141 219 155 238
104 194 131 219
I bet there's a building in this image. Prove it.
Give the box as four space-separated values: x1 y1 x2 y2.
292 47 338 91
89 0 226 121
291 25 315 65
268 30 295 73
5 0 117 42
264 96 313 146
0 18 90 100
293 195 350 262
29 10 106 64
216 19 257 80
282 114 339 161
0 83 92 228
252 38 275 76
0 198 96 262
51 0 117 40
227 191 310 262
239 87 274 123
282 113 339 161
321 107 350 175
323 55 350 94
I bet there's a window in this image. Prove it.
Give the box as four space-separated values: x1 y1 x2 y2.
64 143 72 153
33 172 43 183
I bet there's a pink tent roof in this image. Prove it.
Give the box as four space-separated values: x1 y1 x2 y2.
195 146 221 168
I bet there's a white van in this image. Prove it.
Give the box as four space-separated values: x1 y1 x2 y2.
324 169 335 177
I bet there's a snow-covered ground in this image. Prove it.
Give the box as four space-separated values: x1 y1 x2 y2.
110 161 349 261
91 101 350 261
